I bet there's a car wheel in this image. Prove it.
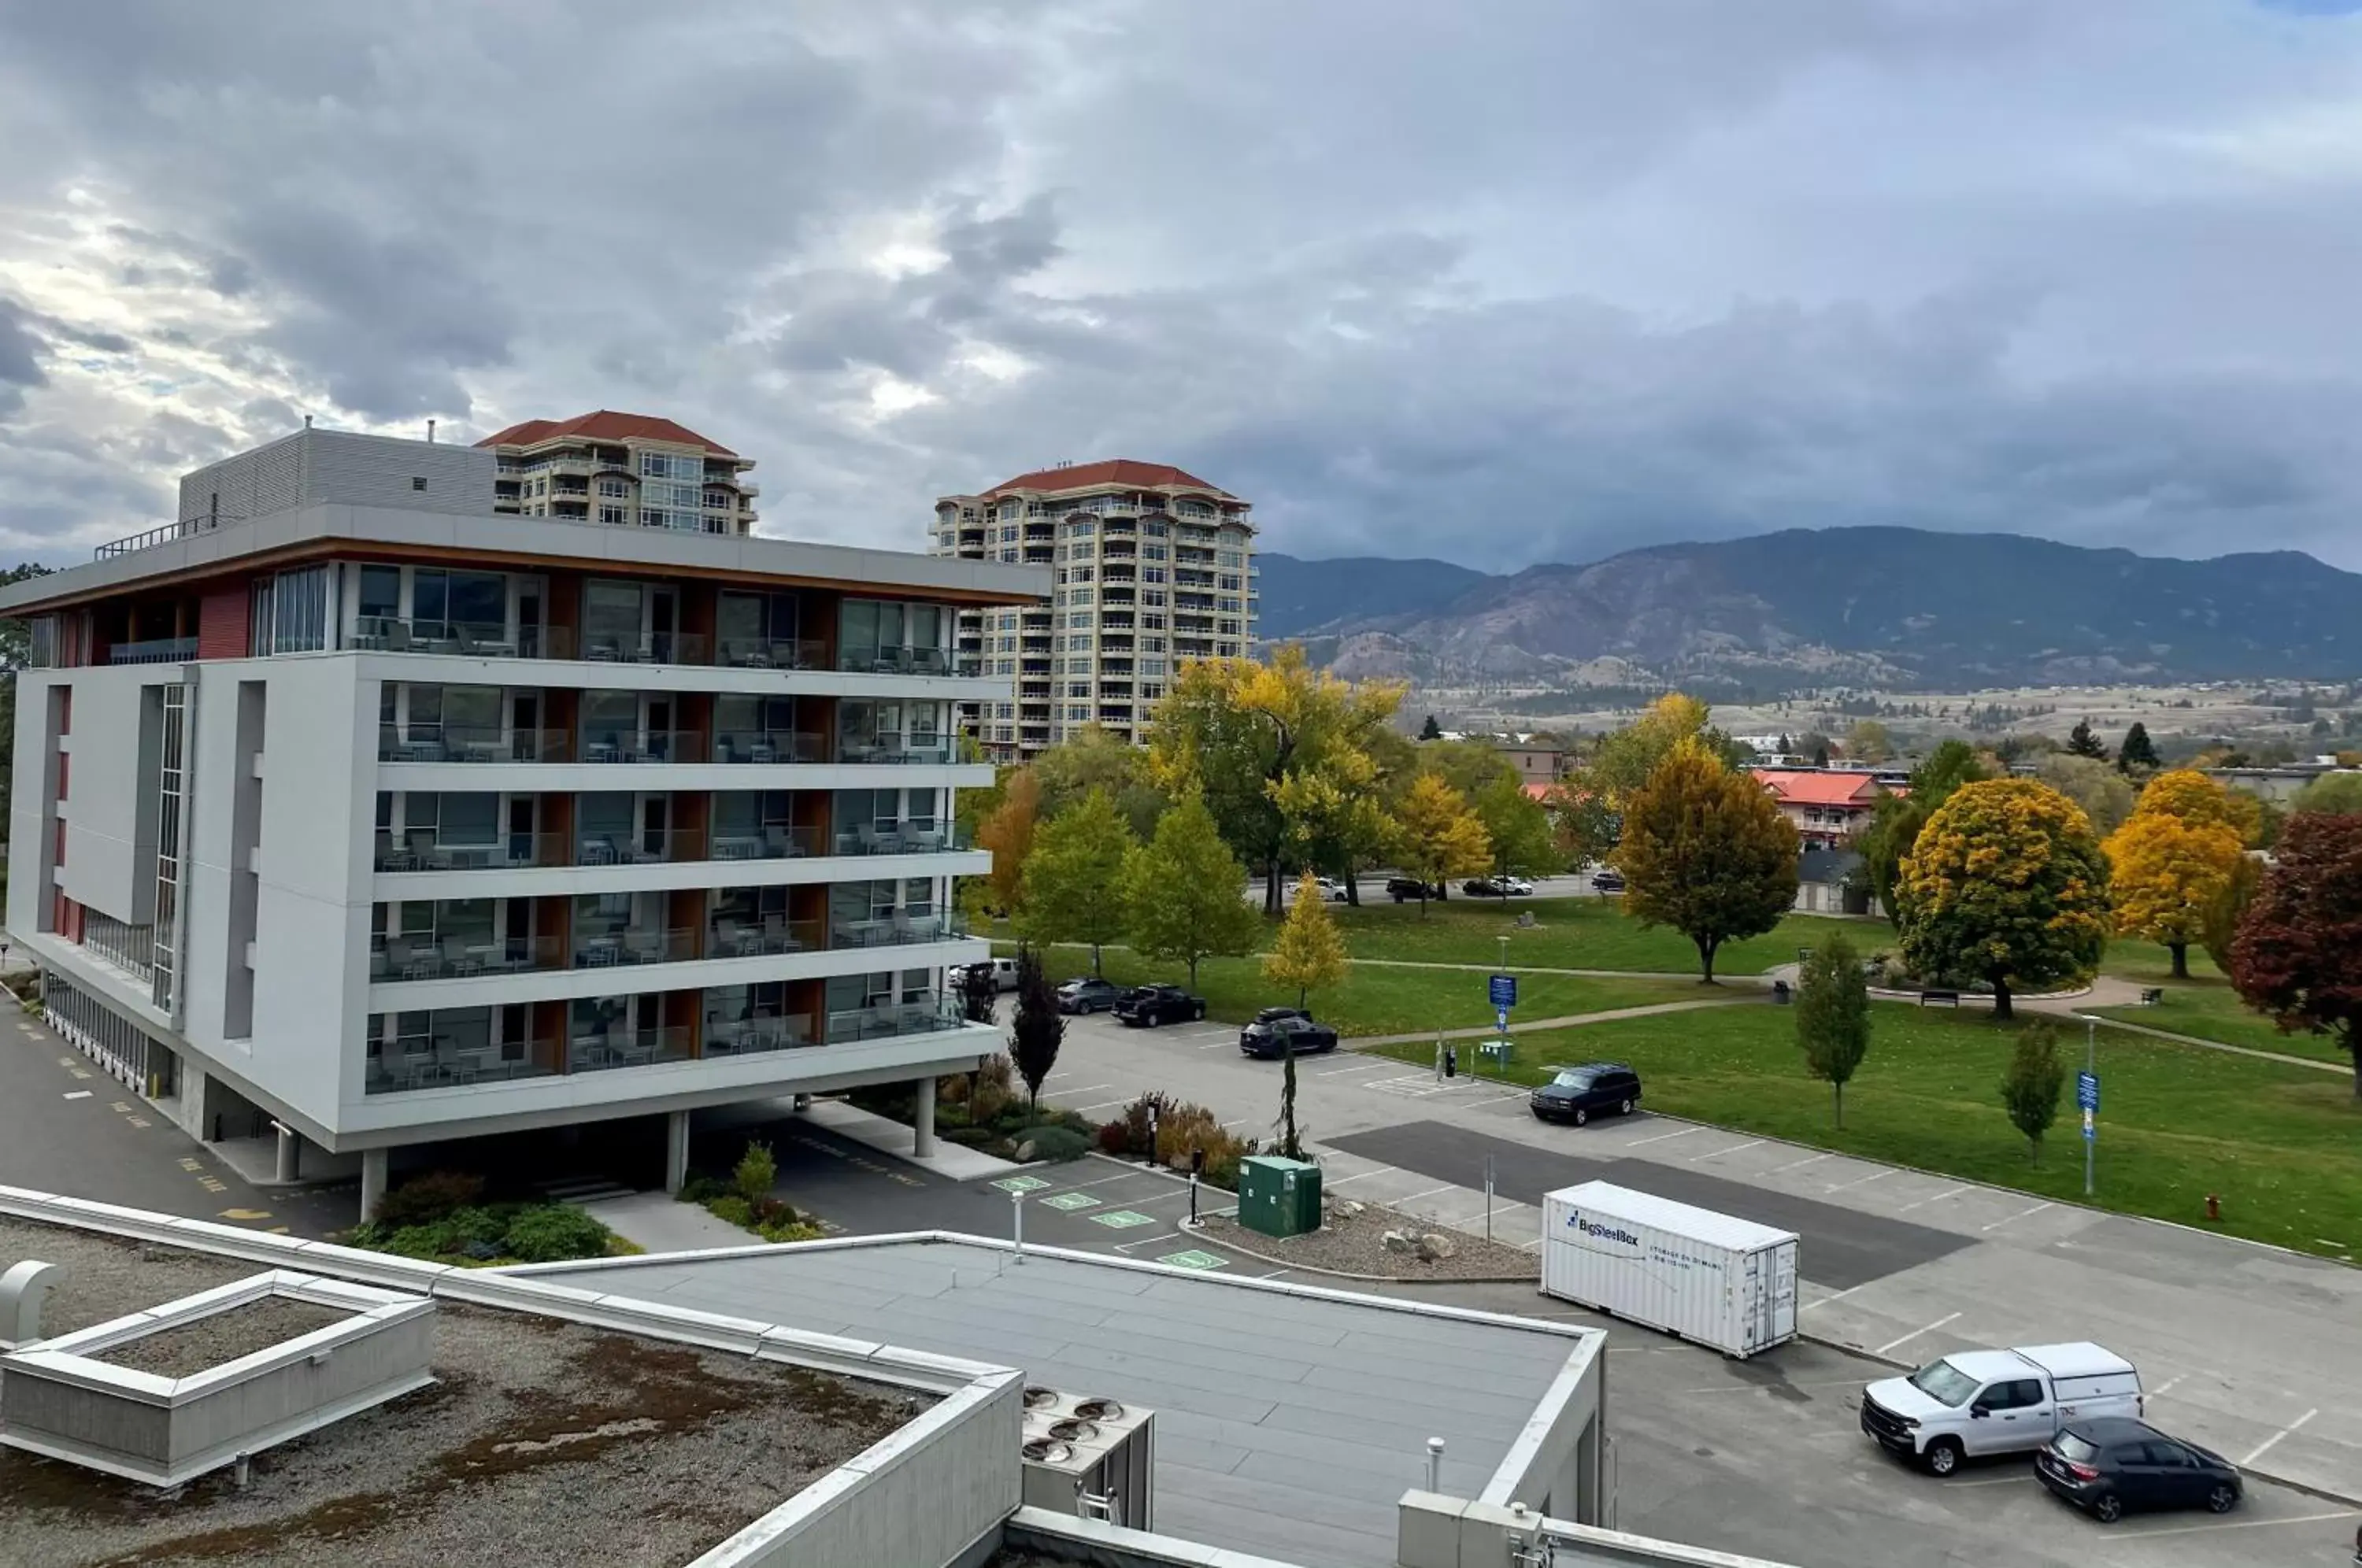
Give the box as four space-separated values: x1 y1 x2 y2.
1620 1098 1635 1115
1923 1439 1962 1477
1572 1107 1589 1126
1195 1005 1205 1021
2205 1483 2237 1514
2090 1492 2123 1523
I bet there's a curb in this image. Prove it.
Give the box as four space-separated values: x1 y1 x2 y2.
1179 1216 1538 1286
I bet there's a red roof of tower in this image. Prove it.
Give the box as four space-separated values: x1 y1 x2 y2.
983 459 1234 499
476 410 739 458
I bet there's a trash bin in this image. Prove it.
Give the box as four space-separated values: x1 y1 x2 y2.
1772 980 1791 1005
1238 1156 1324 1238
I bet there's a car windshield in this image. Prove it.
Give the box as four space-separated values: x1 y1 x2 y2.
1905 1360 1980 1407
1551 1071 1594 1089
2052 1431 2099 1462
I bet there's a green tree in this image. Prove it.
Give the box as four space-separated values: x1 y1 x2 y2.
2116 721 2161 775
1897 779 2111 1021
1542 775 1620 871
1390 774 1493 915
2035 753 2136 838
733 1140 778 1204
1795 933 1871 1128
1263 870 1349 1010
1017 786 1137 973
2200 850 2263 974
1031 723 1167 838
2065 719 2109 760
1007 948 1065 1114
1420 737 1516 801
1845 719 1894 764
2293 771 2362 816
1999 1021 2066 1163
1859 739 1989 926
1589 693 1747 801
1471 772 1559 877
1418 714 1443 741
1123 790 1262 986
1618 740 1799 982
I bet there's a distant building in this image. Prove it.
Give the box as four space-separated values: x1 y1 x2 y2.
2203 764 2352 804
932 460 1257 759
1795 845 1879 918
1750 767 1897 852
477 410 760 534
1435 731 1565 790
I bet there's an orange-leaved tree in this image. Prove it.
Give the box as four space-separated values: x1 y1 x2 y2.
2105 769 2246 978
1897 778 2110 1020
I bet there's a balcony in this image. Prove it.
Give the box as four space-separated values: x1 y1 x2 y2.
108 637 198 667
716 636 825 671
371 933 567 982
837 645 952 677
705 1015 816 1056
583 631 710 666
572 926 699 969
713 730 827 764
355 617 566 659
706 915 823 959
367 1052 556 1096
829 913 967 950
826 999 960 1045
567 1026 695 1074
379 727 571 764
838 731 953 766
830 822 966 856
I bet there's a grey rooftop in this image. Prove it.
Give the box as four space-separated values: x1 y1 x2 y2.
545 1237 1597 1568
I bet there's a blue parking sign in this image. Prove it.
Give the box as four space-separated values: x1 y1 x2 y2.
2076 1071 2099 1112
1490 974 1517 1010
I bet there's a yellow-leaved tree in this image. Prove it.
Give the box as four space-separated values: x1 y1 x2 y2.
1262 871 1352 1160
1898 778 2112 1019
2105 769 2246 978
1389 774 1494 916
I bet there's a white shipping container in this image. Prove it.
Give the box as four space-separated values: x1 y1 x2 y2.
1542 1182 1800 1358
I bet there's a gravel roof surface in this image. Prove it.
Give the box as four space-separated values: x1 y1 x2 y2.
94 1296 351 1379
1199 1201 1541 1280
0 1217 931 1568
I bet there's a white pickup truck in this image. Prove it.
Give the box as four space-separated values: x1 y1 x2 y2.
1859 1342 2143 1477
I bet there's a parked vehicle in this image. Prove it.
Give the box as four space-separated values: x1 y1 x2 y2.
1529 1062 1644 1126
1310 876 1350 901
1113 984 1207 1028
949 957 1019 993
2036 1418 2240 1522
1541 1181 1797 1358
1463 876 1509 897
1239 1013 1339 1059
1056 977 1127 1015
1590 870 1627 894
1386 877 1445 902
1498 876 1535 897
1860 1344 2144 1477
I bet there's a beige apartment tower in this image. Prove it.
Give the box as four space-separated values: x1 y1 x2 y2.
479 411 760 534
931 460 1257 758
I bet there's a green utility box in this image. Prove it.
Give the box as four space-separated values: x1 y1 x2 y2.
1238 1156 1324 1238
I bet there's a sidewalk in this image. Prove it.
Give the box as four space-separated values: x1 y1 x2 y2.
578 1191 755 1253
1353 993 1757 1048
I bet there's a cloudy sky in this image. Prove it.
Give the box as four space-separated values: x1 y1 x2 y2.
3 0 2361 571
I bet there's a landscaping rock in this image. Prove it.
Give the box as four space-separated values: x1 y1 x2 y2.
1382 1230 1413 1255
1415 1232 1457 1263
1013 1139 1038 1162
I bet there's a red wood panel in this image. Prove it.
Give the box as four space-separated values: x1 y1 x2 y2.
197 582 250 660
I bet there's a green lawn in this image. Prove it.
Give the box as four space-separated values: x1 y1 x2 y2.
1364 1001 2362 1261
2094 939 2351 1067
1009 941 1700 1039
1326 896 1877 976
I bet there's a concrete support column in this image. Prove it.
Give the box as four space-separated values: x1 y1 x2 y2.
175 1066 211 1142
358 1148 388 1222
913 1074 937 1159
272 1122 300 1184
664 1109 690 1195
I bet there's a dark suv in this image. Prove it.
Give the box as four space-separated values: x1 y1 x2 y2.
1386 877 1444 902
1055 977 1127 1015
1529 1061 1643 1126
1113 984 1207 1028
1240 1012 1339 1059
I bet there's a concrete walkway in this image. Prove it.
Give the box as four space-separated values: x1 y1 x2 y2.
799 1098 1024 1180
1352 993 1760 1048
1342 956 1751 983
577 1191 755 1254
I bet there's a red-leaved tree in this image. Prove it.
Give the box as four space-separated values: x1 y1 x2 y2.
2229 812 2362 1099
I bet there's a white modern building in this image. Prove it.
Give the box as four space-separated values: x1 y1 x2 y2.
931 460 1257 759
5 423 1042 1217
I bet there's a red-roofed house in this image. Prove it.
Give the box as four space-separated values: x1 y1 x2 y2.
932 460 1257 758
1752 769 1898 852
476 411 758 534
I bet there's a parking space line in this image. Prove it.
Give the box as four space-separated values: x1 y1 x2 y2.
1623 1126 1702 1148
1072 1100 1130 1115
1872 1311 1961 1357
1981 1201 2052 1232
1824 1169 1891 1193
2150 1375 2183 1398
1946 1474 2034 1488
1319 1168 1394 1187
1464 1092 1527 1110
1896 1183 1972 1211
1766 1152 1833 1174
2114 1507 2355 1541
1111 1231 1186 1252
1689 1138 1765 1163
1801 1281 1868 1310
1314 1060 1394 1076
1049 1082 1112 1097
1395 1183 1462 1204
1056 1170 1168 1189
2242 1407 2317 1466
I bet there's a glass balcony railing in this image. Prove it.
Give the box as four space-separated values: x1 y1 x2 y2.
365 1052 557 1095
706 915 824 959
370 933 567 982
716 635 826 671
831 823 967 856
825 1000 960 1045
580 729 706 764
109 637 198 666
827 914 968 949
581 631 709 666
567 1026 695 1073
709 823 824 860
713 730 827 764
571 827 705 866
375 833 565 872
838 732 953 766
379 727 572 764
354 618 572 660
837 645 953 677
704 1016 816 1056
572 926 700 969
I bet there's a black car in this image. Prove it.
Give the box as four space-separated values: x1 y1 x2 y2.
2036 1418 2241 1523
1386 877 1445 902
1055 977 1127 1015
1240 1013 1339 1059
1590 870 1627 894
1529 1061 1643 1126
1463 877 1509 897
1114 984 1207 1028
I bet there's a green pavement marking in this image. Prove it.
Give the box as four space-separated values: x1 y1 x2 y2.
992 1175 1051 1194
1042 1192 1101 1211
1092 1209 1157 1229
1157 1249 1228 1270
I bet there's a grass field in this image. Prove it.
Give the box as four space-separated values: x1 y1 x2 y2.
1009 942 1700 1038
2092 939 2352 1068
1365 1001 2362 1261
1328 896 1872 975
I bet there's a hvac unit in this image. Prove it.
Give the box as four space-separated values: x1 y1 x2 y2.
1019 1385 1156 1530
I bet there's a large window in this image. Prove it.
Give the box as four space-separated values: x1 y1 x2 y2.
414 568 507 634
254 564 332 653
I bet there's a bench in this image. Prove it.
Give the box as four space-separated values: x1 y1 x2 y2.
2140 987 2164 1005
1918 989 1961 1008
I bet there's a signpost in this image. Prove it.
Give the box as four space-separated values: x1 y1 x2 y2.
1487 971 1516 1080
2076 1018 2101 1196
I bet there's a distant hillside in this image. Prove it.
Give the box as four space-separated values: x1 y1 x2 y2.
1254 553 1492 639
1266 527 2362 688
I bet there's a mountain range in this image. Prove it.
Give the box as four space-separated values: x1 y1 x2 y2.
1254 527 2362 689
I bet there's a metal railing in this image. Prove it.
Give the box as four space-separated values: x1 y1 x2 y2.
370 933 567 982
567 1026 695 1073
579 729 707 764
572 926 699 969
80 912 157 981
375 833 565 872
571 827 705 866
706 915 824 959
108 637 198 666
95 517 217 560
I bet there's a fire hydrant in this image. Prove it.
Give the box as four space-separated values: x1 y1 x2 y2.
2205 1193 2221 1222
